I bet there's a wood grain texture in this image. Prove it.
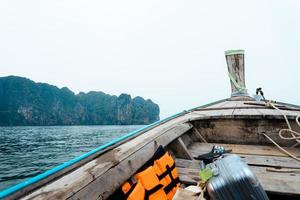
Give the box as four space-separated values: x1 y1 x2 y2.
21 123 192 200
168 137 194 160
14 97 300 200
189 142 300 157
175 157 300 195
250 166 300 196
192 118 298 146
176 167 199 185
189 143 300 169
225 53 246 94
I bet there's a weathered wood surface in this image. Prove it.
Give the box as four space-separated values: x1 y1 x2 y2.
177 167 199 185
168 137 194 160
193 128 207 143
191 109 300 119
21 123 193 200
69 123 192 200
240 154 300 169
180 132 195 147
189 143 300 158
175 157 300 196
188 142 300 195
192 118 299 146
175 158 201 169
15 97 300 200
205 100 231 109
203 98 299 111
225 50 246 94
189 143 300 169
250 166 300 196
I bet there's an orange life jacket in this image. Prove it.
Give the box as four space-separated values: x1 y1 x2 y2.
122 181 145 200
154 152 180 200
135 166 168 200
121 147 180 200
121 166 167 200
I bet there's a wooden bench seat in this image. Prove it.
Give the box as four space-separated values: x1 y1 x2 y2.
175 142 300 196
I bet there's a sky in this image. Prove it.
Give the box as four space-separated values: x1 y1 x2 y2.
1 0 300 118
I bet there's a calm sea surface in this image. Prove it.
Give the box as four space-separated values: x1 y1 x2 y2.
0 125 143 191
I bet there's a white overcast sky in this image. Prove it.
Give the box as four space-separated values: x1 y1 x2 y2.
1 1 299 118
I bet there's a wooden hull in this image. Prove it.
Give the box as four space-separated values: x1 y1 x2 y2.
2 98 300 199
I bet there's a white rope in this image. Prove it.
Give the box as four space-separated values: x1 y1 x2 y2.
261 132 300 162
262 102 300 162
267 102 300 143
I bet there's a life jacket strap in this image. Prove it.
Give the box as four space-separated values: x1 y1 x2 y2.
144 184 164 200
163 177 180 194
157 163 176 180
157 163 179 194
123 182 137 199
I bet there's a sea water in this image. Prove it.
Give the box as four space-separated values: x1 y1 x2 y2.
0 125 143 191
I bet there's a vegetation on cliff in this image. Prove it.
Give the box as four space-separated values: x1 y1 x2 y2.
0 76 159 125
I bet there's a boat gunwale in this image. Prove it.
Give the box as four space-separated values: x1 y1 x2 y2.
0 99 228 199
195 106 300 112
188 114 300 121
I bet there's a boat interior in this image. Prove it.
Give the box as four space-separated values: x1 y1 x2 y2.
17 97 300 200
170 99 300 199
119 98 300 199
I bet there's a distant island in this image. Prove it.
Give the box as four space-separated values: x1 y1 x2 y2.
0 76 160 126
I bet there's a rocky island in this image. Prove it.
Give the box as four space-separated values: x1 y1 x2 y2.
0 76 160 126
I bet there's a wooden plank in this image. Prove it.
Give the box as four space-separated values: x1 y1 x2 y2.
225 51 246 94
180 132 194 147
189 150 300 169
175 158 201 169
175 158 300 196
205 101 231 109
192 119 297 146
244 102 300 111
250 166 300 195
221 101 240 110
232 108 262 116
168 137 194 160
188 142 300 158
187 109 238 122
175 159 200 185
193 129 207 143
69 124 192 200
257 108 300 118
205 101 300 111
240 154 300 169
9 112 194 200
22 123 193 200
194 106 300 118
177 167 199 185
